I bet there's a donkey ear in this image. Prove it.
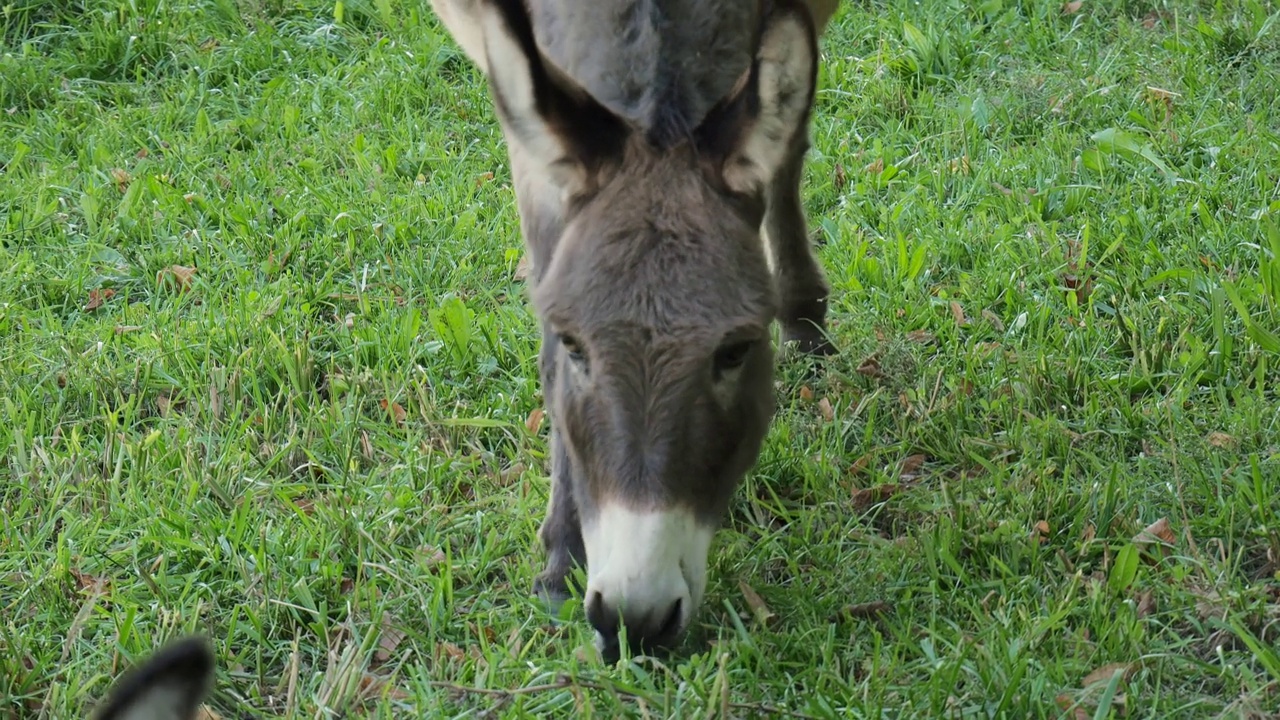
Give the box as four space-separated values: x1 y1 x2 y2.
477 0 629 193
700 3 818 195
92 636 215 720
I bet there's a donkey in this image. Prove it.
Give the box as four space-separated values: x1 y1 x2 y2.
427 0 840 660
89 635 215 720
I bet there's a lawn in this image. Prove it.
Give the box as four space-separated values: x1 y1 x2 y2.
2 0 1279 717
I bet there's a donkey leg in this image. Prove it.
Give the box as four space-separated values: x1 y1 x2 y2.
765 130 835 356
533 424 587 607
532 319 585 607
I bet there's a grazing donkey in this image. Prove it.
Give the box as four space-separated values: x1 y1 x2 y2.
428 0 839 659
90 636 215 720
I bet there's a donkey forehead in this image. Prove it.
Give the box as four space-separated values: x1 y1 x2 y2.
533 222 777 336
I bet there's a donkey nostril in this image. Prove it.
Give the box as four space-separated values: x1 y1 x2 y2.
585 591 618 640
655 597 683 641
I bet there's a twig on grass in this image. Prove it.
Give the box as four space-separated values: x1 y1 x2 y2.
427 675 821 718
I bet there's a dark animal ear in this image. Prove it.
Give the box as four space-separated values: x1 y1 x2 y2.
478 0 630 196
696 1 819 195
92 636 215 720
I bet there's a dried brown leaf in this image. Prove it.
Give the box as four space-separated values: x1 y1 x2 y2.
195 706 224 720
157 265 196 293
899 453 926 477
513 254 531 281
905 329 935 344
438 642 466 662
525 407 544 434
852 483 901 509
864 158 884 174
798 385 814 401
949 301 967 326
375 613 407 664
1082 662 1135 687
1206 431 1236 449
849 453 873 476
832 600 891 622
110 168 131 192
833 163 847 191
1062 1 1083 14
84 288 115 311
1134 517 1175 547
738 580 778 628
816 397 835 422
856 356 886 379
1054 694 1090 720
69 568 109 595
418 545 446 568
1032 520 1051 544
1135 589 1156 619
379 399 407 427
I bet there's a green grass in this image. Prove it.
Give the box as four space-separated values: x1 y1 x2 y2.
2 0 1279 717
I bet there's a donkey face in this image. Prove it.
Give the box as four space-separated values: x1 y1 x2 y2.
475 0 819 656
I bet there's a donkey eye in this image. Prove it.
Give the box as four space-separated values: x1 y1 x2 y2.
560 334 586 364
713 340 753 374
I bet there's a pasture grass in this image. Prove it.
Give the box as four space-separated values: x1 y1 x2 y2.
3 0 1279 717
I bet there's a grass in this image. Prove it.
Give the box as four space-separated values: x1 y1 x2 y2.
2 0 1279 716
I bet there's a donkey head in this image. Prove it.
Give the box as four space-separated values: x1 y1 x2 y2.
91 636 214 720
476 0 819 656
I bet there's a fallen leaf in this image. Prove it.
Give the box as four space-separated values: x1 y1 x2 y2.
475 171 494 187
379 399 407 427
1032 520 1051 544
852 483 901 509
1134 589 1155 619
905 329 935 344
798 385 814 401
864 158 884 174
1206 431 1236 449
980 308 1005 332
194 706 224 720
360 430 374 461
135 147 149 159
114 325 142 334
832 600 891 622
1062 1 1083 14
1141 11 1159 29
1134 517 1175 551
513 254 531 281
948 155 971 175
949 301 967 326
358 674 411 702
437 642 465 662
156 395 173 417
1082 662 1135 688
899 454 927 478
524 408 544 434
375 613 407 664
739 581 778 628
110 168 131 192
157 265 196 293
84 288 115 311
856 356 885 379
69 569 109 595
833 163 847 191
1081 523 1097 544
1054 694 1090 720
418 545 446 568
817 397 835 422
849 453 873 476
